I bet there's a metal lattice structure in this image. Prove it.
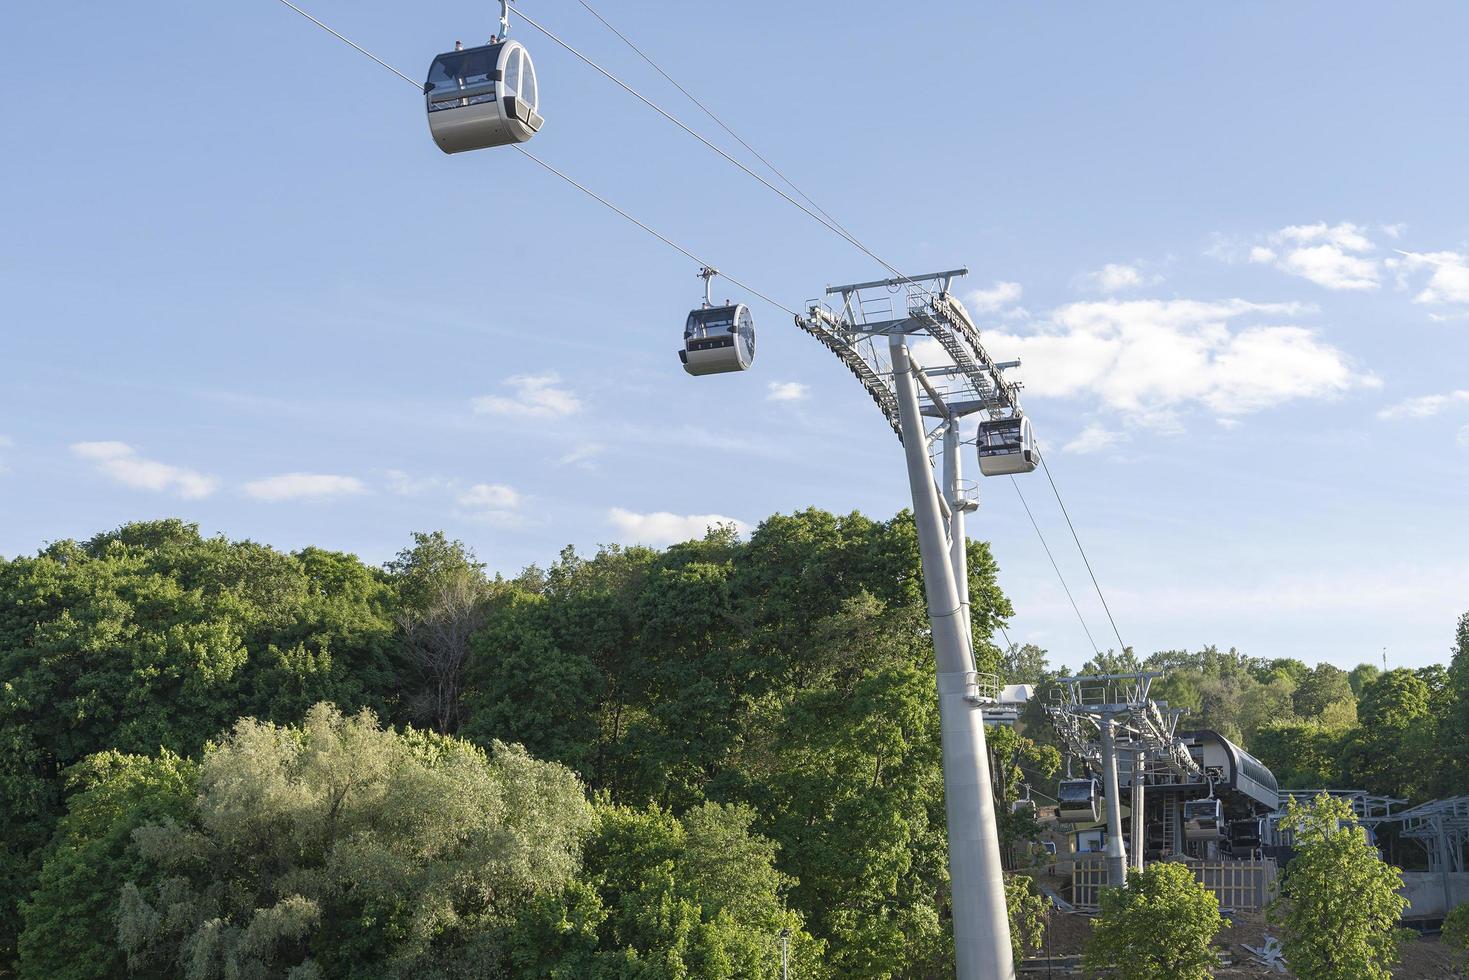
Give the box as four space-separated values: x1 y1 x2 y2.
1043 671 1207 884
796 268 1025 447
795 268 1028 980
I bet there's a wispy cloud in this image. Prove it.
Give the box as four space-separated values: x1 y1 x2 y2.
767 381 809 402
1062 423 1124 454
472 373 583 419
1392 249 1469 307
456 483 526 525
383 469 451 496
71 441 218 499
1377 390 1469 421
967 281 1023 313
557 443 603 468
1078 263 1159 294
243 473 366 502
1248 222 1381 290
607 508 749 547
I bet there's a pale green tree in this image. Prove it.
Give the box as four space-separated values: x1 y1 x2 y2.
116 703 594 979
1083 861 1226 980
1270 794 1408 980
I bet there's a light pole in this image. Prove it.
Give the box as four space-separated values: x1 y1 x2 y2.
779 927 790 980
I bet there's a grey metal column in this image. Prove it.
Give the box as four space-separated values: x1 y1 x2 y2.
1131 749 1145 872
891 336 1014 980
942 425 973 644
1437 816 1452 918
1100 717 1128 886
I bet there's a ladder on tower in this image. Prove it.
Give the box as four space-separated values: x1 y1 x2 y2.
1161 800 1178 856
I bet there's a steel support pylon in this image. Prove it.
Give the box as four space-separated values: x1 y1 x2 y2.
1100 717 1128 886
890 335 1014 980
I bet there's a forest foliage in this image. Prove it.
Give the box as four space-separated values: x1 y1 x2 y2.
1 511 1018 978
3 513 1467 977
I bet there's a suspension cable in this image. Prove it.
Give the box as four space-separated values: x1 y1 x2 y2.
569 0 858 243
512 7 936 297
273 0 420 87
1037 453 1128 654
268 0 796 319
512 146 797 316
1011 476 1101 658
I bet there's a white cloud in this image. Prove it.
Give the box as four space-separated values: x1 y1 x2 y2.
1395 250 1469 306
472 373 582 419
557 443 603 468
456 483 525 525
767 381 810 402
1248 222 1381 290
979 298 1376 421
71 441 219 499
1079 263 1156 294
1377 390 1469 421
967 281 1023 312
607 508 749 547
457 483 521 509
243 473 366 502
1381 223 1407 240
1062 423 1123 454
383 469 450 496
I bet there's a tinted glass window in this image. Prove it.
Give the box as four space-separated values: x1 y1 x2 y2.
521 54 538 108
691 308 736 338
505 49 522 96
978 419 1022 456
426 47 499 93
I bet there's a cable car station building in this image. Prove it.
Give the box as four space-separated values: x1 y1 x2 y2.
1041 673 1283 911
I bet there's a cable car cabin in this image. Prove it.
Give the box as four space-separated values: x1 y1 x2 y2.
1011 798 1037 817
976 416 1038 477
1183 798 1224 840
425 41 542 153
1057 779 1101 823
680 303 755 376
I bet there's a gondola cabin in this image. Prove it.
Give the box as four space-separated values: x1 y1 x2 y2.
1057 778 1101 823
1183 798 1224 840
976 415 1038 477
681 303 756 376
425 41 542 153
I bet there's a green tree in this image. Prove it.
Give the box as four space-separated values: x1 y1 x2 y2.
502 803 824 979
18 751 198 980
1270 794 1408 980
1444 612 1469 795
1251 722 1343 788
1293 664 1354 719
116 703 594 979
1001 643 1050 686
1348 663 1380 698
0 523 398 964
1445 905 1469 975
1339 669 1434 798
1083 861 1226 980
1004 874 1047 966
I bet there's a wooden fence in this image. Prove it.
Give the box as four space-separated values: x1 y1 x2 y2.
1070 856 1278 910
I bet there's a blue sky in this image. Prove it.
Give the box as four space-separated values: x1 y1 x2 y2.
3 1 1467 672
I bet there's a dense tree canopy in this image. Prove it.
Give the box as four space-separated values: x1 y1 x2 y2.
4 513 1467 976
0 510 1018 977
